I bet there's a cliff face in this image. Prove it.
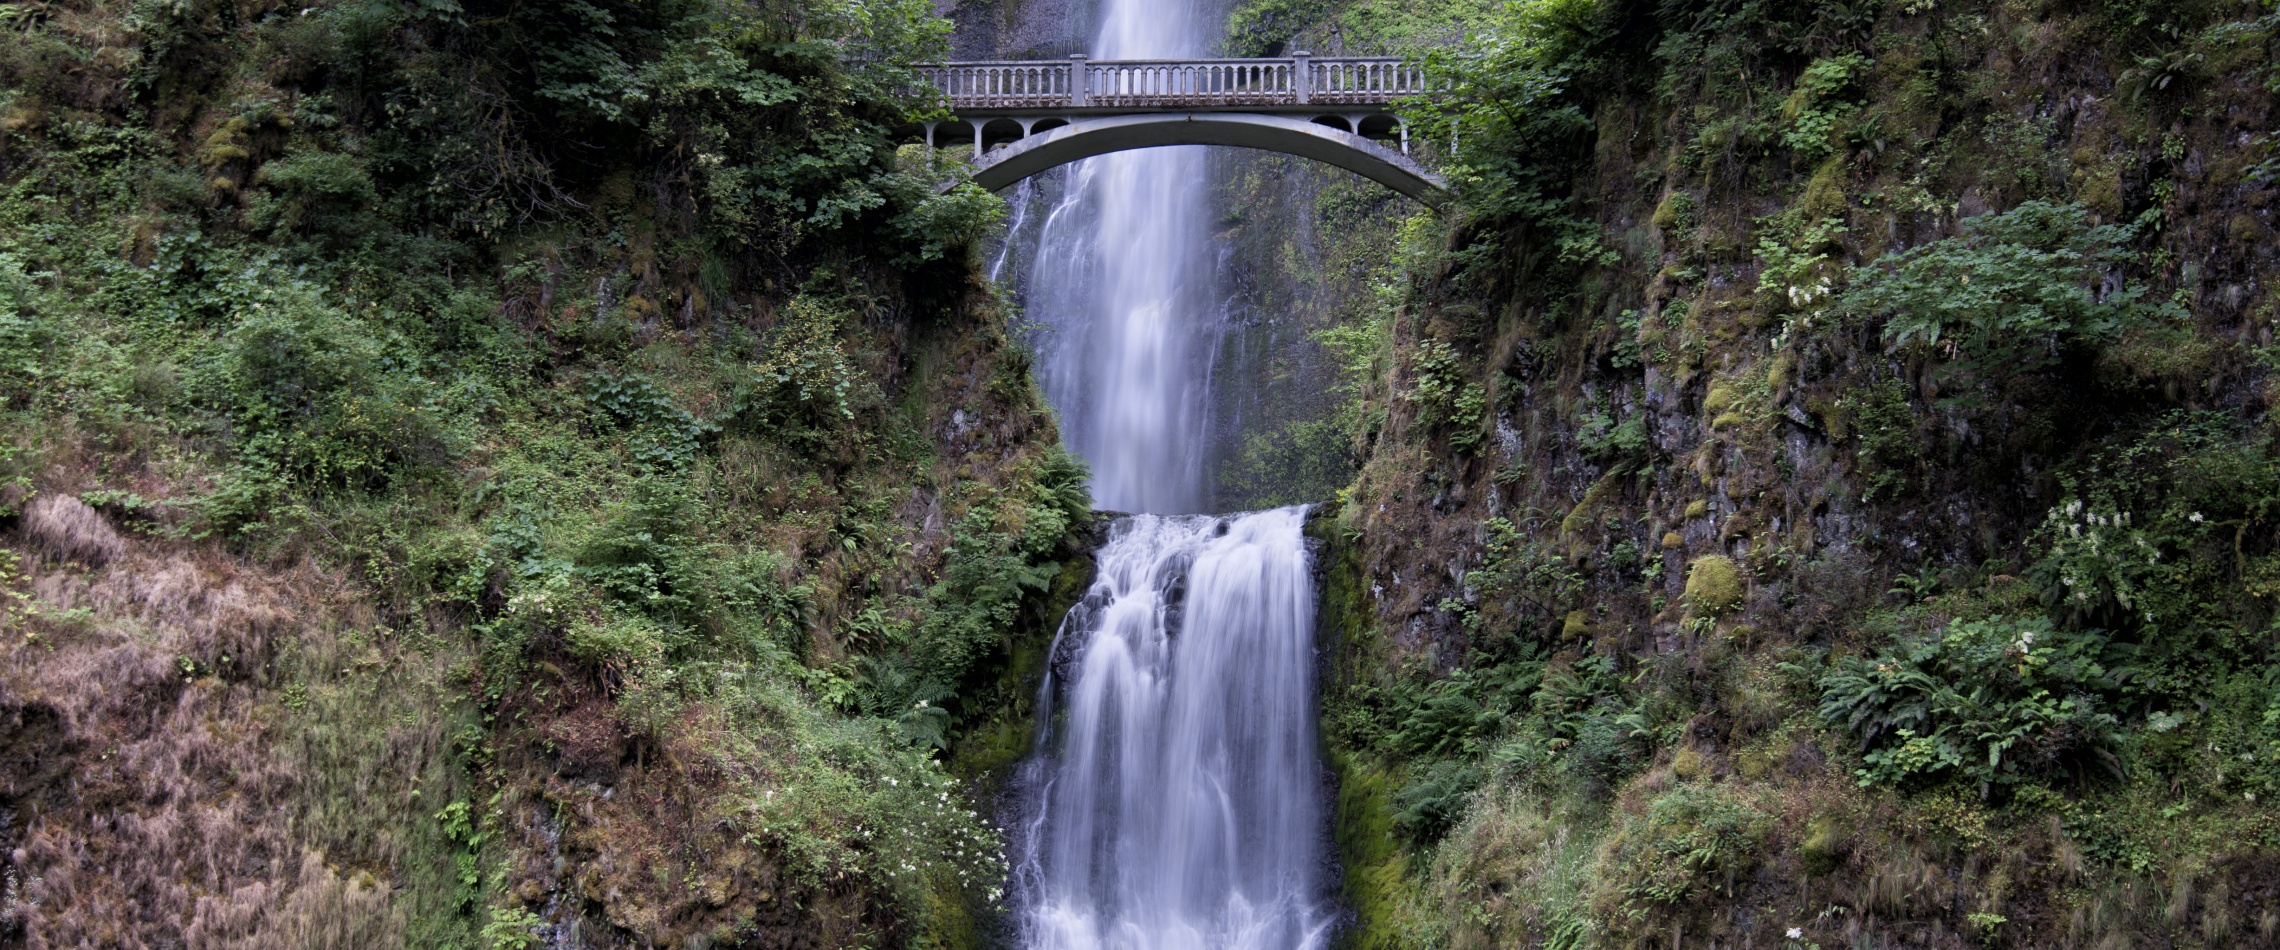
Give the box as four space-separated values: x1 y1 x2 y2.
1301 1 2280 948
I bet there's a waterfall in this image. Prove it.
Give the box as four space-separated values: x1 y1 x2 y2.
1002 0 1333 943
1021 0 1222 514
1012 509 1333 950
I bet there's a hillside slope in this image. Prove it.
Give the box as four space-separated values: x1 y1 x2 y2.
0 0 1084 945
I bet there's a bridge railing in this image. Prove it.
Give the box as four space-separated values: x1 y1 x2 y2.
916 56 1426 111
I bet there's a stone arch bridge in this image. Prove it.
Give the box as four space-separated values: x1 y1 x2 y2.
912 55 1450 209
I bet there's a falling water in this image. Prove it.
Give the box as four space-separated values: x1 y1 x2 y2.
1003 0 1334 942
1020 0 1222 514
1012 509 1333 950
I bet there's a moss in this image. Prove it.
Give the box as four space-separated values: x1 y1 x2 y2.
1684 555 1744 616
1684 499 1709 519
1652 190 1696 232
1702 382 1736 417
1734 746 1772 781
1798 155 1849 221
1799 815 1850 876
1559 469 1623 539
1563 609 1591 640
1810 395 1849 440
1661 530 1685 549
2230 213 2263 245
1329 750 1421 950
2076 163 2124 219
1672 747 1705 781
1767 352 1797 392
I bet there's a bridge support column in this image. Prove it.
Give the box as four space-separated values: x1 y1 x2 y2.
1070 54 1088 107
1292 51 1310 104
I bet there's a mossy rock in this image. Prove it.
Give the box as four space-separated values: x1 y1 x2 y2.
1799 155 1849 221
1800 815 1850 876
1734 746 1773 781
1652 190 1696 232
1563 609 1591 640
1768 352 1797 391
1702 383 1736 416
1684 499 1709 519
1684 555 1745 616
1672 746 1706 781
1661 530 1685 549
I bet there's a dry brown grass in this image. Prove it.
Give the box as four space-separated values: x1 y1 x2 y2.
20 494 123 566
0 495 406 949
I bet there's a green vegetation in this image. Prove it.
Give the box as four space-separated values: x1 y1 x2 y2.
0 0 1077 942
1841 200 2185 394
1271 0 2280 946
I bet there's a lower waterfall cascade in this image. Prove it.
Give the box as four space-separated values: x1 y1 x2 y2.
1010 508 1333 950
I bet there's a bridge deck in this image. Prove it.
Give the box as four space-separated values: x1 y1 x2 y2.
919 56 1425 115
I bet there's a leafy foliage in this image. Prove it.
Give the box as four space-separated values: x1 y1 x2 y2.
1779 53 1869 161
1596 784 1768 918
1819 616 2136 791
1405 338 1488 450
1841 201 2184 391
1413 0 1612 244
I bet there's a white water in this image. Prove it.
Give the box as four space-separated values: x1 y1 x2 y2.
1021 0 1222 514
1013 509 1333 950
1006 0 1333 944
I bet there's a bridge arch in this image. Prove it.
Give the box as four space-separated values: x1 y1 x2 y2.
951 113 1451 209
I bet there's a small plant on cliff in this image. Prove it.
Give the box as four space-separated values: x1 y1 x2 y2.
1780 53 1870 162
1818 616 2135 793
1406 338 1488 450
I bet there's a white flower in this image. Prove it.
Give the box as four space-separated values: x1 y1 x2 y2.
2190 511 2204 523
1788 928 1804 940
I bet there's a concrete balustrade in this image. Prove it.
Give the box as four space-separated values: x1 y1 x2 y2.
916 55 1424 113
911 54 1449 207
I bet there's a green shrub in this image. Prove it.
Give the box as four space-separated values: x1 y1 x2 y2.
1489 654 1651 794
1407 338 1488 451
1596 784 1768 919
1386 658 1543 759
199 283 451 495
2027 413 2280 646
0 251 55 408
1840 201 2184 396
1466 516 1584 635
248 149 381 245
587 372 719 472
1414 0 1607 232
1393 758 1482 843
1818 616 2135 792
741 295 871 449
